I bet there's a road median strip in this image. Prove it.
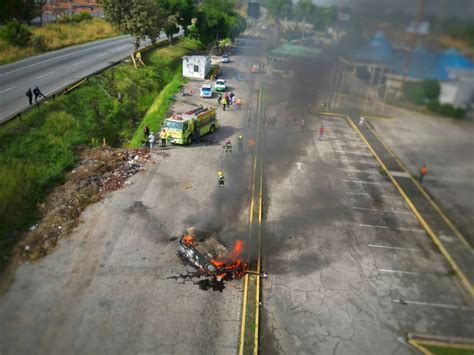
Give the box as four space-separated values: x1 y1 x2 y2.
240 86 264 355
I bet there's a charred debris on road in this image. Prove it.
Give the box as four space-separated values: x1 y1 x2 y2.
171 228 248 292
15 146 152 262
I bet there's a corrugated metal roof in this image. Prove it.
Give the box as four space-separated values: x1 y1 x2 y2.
270 43 322 58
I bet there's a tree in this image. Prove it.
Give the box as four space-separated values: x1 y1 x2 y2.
103 0 164 50
161 0 196 35
163 14 179 43
0 0 40 25
296 0 315 38
266 0 292 42
195 0 244 46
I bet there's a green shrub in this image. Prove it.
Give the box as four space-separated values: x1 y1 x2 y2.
30 34 48 52
403 82 425 105
0 20 32 47
422 79 440 99
439 104 465 118
56 12 92 24
427 98 441 112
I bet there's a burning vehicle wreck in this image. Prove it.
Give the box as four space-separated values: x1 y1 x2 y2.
177 228 248 281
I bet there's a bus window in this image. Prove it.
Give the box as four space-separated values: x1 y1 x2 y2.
183 121 188 132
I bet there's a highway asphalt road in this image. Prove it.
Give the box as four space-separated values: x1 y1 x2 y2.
0 34 161 124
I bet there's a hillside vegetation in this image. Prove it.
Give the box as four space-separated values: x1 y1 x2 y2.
0 18 117 64
0 38 201 269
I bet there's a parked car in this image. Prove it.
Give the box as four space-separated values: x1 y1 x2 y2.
200 84 213 98
251 64 260 73
221 54 230 63
214 79 227 92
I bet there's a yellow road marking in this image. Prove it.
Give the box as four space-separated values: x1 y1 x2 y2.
407 333 474 354
254 158 264 355
64 78 87 94
408 339 432 354
364 122 472 251
239 156 257 355
239 274 250 355
345 116 474 298
240 85 263 355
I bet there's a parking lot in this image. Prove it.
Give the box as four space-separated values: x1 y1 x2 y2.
261 111 473 354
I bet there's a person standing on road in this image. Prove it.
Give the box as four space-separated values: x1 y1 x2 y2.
148 132 156 149
217 93 222 105
33 86 47 103
359 116 365 127
144 126 150 139
222 97 227 111
26 88 33 105
301 119 306 131
160 131 167 147
318 124 325 141
419 163 428 183
237 135 243 154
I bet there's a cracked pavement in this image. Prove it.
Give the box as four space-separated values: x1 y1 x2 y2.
261 112 473 354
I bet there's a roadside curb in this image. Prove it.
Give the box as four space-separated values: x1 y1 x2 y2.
407 333 474 354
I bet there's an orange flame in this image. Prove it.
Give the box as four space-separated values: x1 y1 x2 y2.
210 240 248 279
183 234 193 245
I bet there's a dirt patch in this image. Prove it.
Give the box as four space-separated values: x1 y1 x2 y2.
13 146 153 263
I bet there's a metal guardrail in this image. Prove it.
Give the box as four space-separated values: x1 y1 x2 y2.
1 35 179 126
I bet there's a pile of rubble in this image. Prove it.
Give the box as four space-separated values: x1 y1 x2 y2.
18 146 153 261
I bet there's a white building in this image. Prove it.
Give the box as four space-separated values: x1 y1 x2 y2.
182 55 211 80
439 68 474 109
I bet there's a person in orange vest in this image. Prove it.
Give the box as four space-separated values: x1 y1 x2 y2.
419 163 428 183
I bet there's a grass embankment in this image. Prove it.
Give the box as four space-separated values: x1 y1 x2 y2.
425 345 474 355
0 37 201 269
129 42 196 147
0 18 117 64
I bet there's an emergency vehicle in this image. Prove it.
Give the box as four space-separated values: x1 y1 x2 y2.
160 107 218 145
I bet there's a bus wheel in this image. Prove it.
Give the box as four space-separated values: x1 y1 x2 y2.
210 125 215 133
187 135 193 144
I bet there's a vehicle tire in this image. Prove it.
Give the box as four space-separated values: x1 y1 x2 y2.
210 125 215 134
206 263 217 274
187 135 193 145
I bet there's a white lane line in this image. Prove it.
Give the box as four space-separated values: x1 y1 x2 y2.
333 150 372 156
97 52 108 57
113 44 132 51
0 86 15 94
369 244 419 251
389 171 411 178
343 179 391 185
353 207 413 215
337 160 379 166
340 168 379 174
345 192 370 196
73 60 86 66
359 224 425 233
392 299 473 311
377 268 419 275
36 71 55 79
